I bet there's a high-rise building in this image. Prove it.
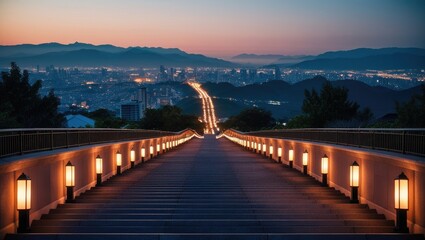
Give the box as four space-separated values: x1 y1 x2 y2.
121 102 142 121
137 87 148 116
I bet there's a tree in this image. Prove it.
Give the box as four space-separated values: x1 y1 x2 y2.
289 82 367 128
396 85 425 128
0 62 65 128
221 107 274 132
85 108 127 128
140 105 204 134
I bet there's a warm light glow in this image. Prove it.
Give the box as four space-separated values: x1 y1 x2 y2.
96 155 103 174
141 148 145 157
350 161 360 187
130 148 135 162
394 172 409 210
150 146 154 154
156 144 160 152
17 173 31 210
289 149 294 161
65 161 75 187
262 144 266 153
188 81 218 134
257 142 261 151
321 154 328 174
302 150 308 166
278 147 282 157
166 142 169 149
116 151 122 166
269 146 273 154
162 143 165 150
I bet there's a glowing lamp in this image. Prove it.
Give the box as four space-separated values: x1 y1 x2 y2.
278 147 282 163
150 145 154 158
350 161 360 203
321 154 328 186
162 143 166 153
302 150 308 174
17 173 31 232
262 144 266 156
130 147 135 168
95 155 103 185
394 172 409 232
269 146 273 159
116 150 122 175
288 149 294 168
65 161 75 202
141 147 146 163
257 142 261 153
156 144 160 154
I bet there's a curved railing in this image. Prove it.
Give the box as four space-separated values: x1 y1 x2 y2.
226 128 425 157
0 128 200 158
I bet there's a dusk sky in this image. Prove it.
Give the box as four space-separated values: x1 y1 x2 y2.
1 0 425 58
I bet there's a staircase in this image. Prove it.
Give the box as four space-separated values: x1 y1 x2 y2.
6 135 424 240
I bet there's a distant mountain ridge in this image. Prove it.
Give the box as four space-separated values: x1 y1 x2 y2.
0 42 234 67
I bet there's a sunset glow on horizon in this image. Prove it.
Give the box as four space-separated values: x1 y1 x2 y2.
1 0 424 58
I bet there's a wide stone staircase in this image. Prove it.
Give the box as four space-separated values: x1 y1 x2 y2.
6 135 424 240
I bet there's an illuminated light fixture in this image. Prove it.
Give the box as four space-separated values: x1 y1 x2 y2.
253 142 257 152
288 149 294 168
141 147 145 163
257 142 261 153
116 150 122 175
302 150 308 174
162 143 166 153
17 173 31 232
394 172 409 233
65 161 75 203
166 142 169 150
278 147 282 163
321 154 329 186
269 146 273 160
150 145 154 159
156 144 160 154
350 161 360 203
130 147 135 168
96 155 103 186
262 144 267 156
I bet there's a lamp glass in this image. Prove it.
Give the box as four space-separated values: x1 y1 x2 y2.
278 147 282 157
141 148 145 157
150 146 154 154
269 146 273 154
394 173 409 210
289 149 294 161
156 144 160 152
130 148 135 162
17 173 31 210
65 161 75 187
321 155 329 174
96 155 103 174
350 162 359 187
116 151 122 166
302 151 308 166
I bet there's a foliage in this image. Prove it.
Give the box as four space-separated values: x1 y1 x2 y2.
0 62 65 128
288 82 372 128
396 85 425 128
85 108 128 128
140 105 204 134
220 107 274 132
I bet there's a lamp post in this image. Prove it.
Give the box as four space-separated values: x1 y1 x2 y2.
257 142 261 153
394 172 409 233
17 173 31 233
65 161 75 203
350 161 360 203
278 147 282 163
262 143 266 156
321 154 328 186
302 150 308 174
253 142 257 153
141 147 145 163
269 146 273 160
130 147 135 168
288 149 294 168
150 145 154 159
96 155 102 186
156 144 160 155
116 150 122 175
162 143 166 153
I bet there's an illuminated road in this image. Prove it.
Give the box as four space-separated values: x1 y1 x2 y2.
188 81 218 134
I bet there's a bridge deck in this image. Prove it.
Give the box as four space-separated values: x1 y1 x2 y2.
7 135 423 239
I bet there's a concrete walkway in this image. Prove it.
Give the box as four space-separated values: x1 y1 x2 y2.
7 135 423 239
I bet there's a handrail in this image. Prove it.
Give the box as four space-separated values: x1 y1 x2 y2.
225 128 425 157
0 128 199 159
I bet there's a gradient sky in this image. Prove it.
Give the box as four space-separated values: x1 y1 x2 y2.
1 0 424 58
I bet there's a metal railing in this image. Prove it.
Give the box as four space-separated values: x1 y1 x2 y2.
230 128 425 157
0 128 190 159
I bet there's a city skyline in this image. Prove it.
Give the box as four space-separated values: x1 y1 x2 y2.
1 0 425 58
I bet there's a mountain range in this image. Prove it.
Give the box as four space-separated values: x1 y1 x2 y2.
195 76 423 119
0 42 233 67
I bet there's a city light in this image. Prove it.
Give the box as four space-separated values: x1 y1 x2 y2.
188 81 219 134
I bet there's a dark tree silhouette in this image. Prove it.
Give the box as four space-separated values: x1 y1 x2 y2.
221 107 274 132
0 62 65 128
396 85 425 128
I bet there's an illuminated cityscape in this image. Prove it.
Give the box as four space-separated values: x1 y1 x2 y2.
188 81 218 134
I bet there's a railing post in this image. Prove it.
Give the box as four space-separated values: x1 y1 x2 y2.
402 130 406 154
372 131 375 149
66 131 69 148
50 130 54 150
19 131 23 155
